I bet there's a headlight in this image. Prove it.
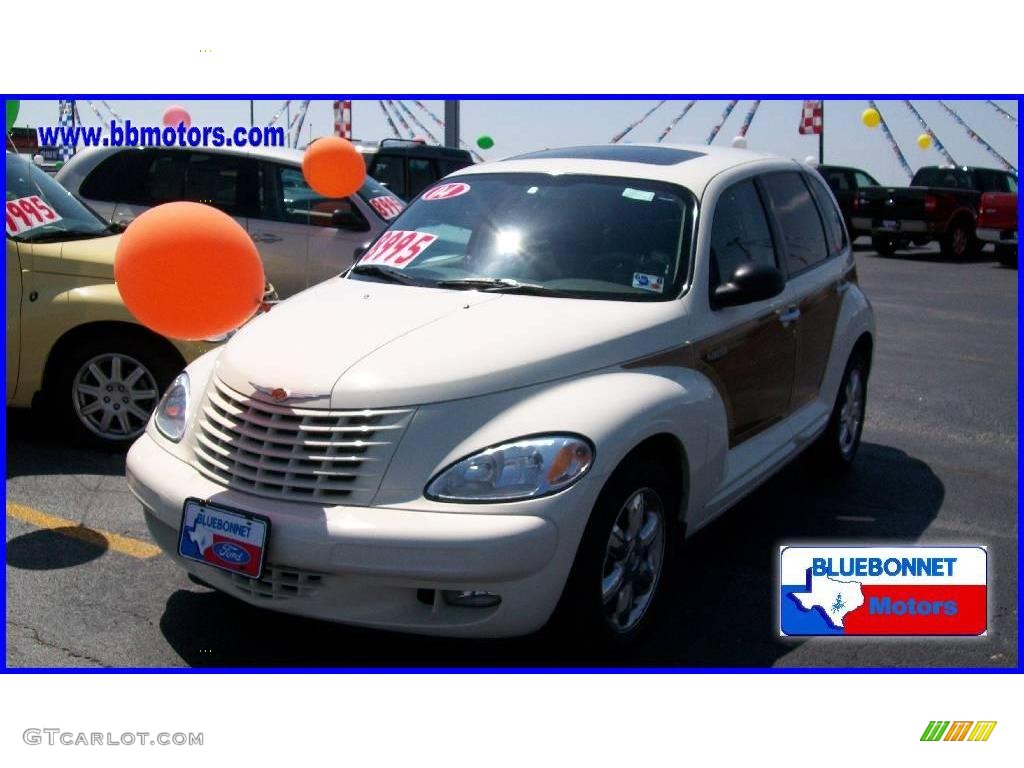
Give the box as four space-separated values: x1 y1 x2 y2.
154 372 190 442
426 434 594 502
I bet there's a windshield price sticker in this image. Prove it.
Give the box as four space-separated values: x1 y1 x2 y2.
6 195 62 236
422 182 471 201
361 230 438 268
368 196 405 221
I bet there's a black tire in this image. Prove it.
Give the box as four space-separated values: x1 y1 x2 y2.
551 452 679 648
872 235 897 257
941 218 976 259
809 352 869 472
46 330 181 450
996 243 1018 269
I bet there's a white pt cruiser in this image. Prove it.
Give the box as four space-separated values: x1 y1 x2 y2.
127 144 875 644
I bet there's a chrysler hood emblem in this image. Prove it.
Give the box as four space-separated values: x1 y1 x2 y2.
249 383 323 404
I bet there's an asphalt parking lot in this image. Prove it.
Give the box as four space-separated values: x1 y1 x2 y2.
5 243 1018 668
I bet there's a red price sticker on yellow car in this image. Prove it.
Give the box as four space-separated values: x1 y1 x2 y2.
6 195 62 237
361 230 438 268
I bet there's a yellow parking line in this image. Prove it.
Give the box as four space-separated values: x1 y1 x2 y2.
6 500 161 559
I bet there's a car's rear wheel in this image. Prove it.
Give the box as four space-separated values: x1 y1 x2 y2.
809 352 869 471
872 235 897 256
49 332 180 449
553 453 677 647
942 219 976 259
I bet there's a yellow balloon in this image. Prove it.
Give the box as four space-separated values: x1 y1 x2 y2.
862 108 881 128
917 133 933 150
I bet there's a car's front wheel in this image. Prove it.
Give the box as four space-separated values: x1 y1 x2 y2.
554 453 677 647
48 332 180 449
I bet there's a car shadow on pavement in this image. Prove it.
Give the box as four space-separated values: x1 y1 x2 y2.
5 408 126 480
158 440 944 669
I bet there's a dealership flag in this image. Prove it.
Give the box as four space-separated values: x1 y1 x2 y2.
798 100 823 135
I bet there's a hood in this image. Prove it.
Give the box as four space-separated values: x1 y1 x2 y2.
215 277 686 409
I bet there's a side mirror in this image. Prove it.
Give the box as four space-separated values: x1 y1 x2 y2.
352 242 371 262
713 262 785 308
332 210 371 232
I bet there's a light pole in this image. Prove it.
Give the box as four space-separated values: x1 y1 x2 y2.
444 100 460 149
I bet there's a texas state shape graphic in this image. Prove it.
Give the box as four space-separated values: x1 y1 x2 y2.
789 571 866 629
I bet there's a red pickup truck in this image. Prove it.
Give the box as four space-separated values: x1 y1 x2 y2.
977 190 1018 267
852 166 1018 262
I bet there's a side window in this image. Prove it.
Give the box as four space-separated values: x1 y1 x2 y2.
261 164 366 229
1006 174 1018 194
853 171 878 188
369 155 405 198
761 172 830 275
143 152 188 205
806 173 848 256
407 158 435 198
182 152 248 216
825 171 850 192
709 178 778 294
79 151 144 202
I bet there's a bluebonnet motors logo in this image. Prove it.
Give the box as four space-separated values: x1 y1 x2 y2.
780 546 987 636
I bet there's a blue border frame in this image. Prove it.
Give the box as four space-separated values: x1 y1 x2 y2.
2 94 1020 673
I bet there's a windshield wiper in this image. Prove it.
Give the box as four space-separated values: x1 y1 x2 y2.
14 229 109 244
349 263 430 285
435 277 576 297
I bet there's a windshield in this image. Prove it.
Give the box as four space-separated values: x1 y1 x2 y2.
6 153 112 242
349 173 696 301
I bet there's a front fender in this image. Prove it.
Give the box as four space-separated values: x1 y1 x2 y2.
373 367 728 529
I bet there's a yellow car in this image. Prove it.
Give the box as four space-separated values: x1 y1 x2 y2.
6 152 211 447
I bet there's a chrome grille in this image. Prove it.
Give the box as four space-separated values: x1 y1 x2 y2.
229 564 324 601
193 377 413 505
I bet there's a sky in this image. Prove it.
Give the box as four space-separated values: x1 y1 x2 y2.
11 98 1018 186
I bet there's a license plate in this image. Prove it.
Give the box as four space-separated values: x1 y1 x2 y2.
882 220 899 231
178 497 270 578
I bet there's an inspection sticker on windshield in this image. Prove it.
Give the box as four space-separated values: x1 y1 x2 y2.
368 195 405 220
622 187 656 202
361 230 438 268
178 498 269 578
422 182 471 201
632 272 665 293
780 546 987 636
5 195 62 237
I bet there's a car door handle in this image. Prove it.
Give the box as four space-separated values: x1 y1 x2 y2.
251 233 282 243
777 307 801 327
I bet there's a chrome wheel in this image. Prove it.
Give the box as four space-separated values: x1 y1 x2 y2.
72 353 160 441
601 487 665 633
837 368 864 458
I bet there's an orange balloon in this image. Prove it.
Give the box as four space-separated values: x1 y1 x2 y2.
301 136 366 198
114 202 265 340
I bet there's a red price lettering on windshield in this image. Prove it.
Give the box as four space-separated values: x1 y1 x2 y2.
360 230 438 268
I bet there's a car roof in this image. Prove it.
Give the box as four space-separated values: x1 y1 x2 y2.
354 139 472 159
446 143 797 194
63 143 308 167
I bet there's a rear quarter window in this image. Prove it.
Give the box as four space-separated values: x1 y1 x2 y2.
760 172 830 275
805 173 848 256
